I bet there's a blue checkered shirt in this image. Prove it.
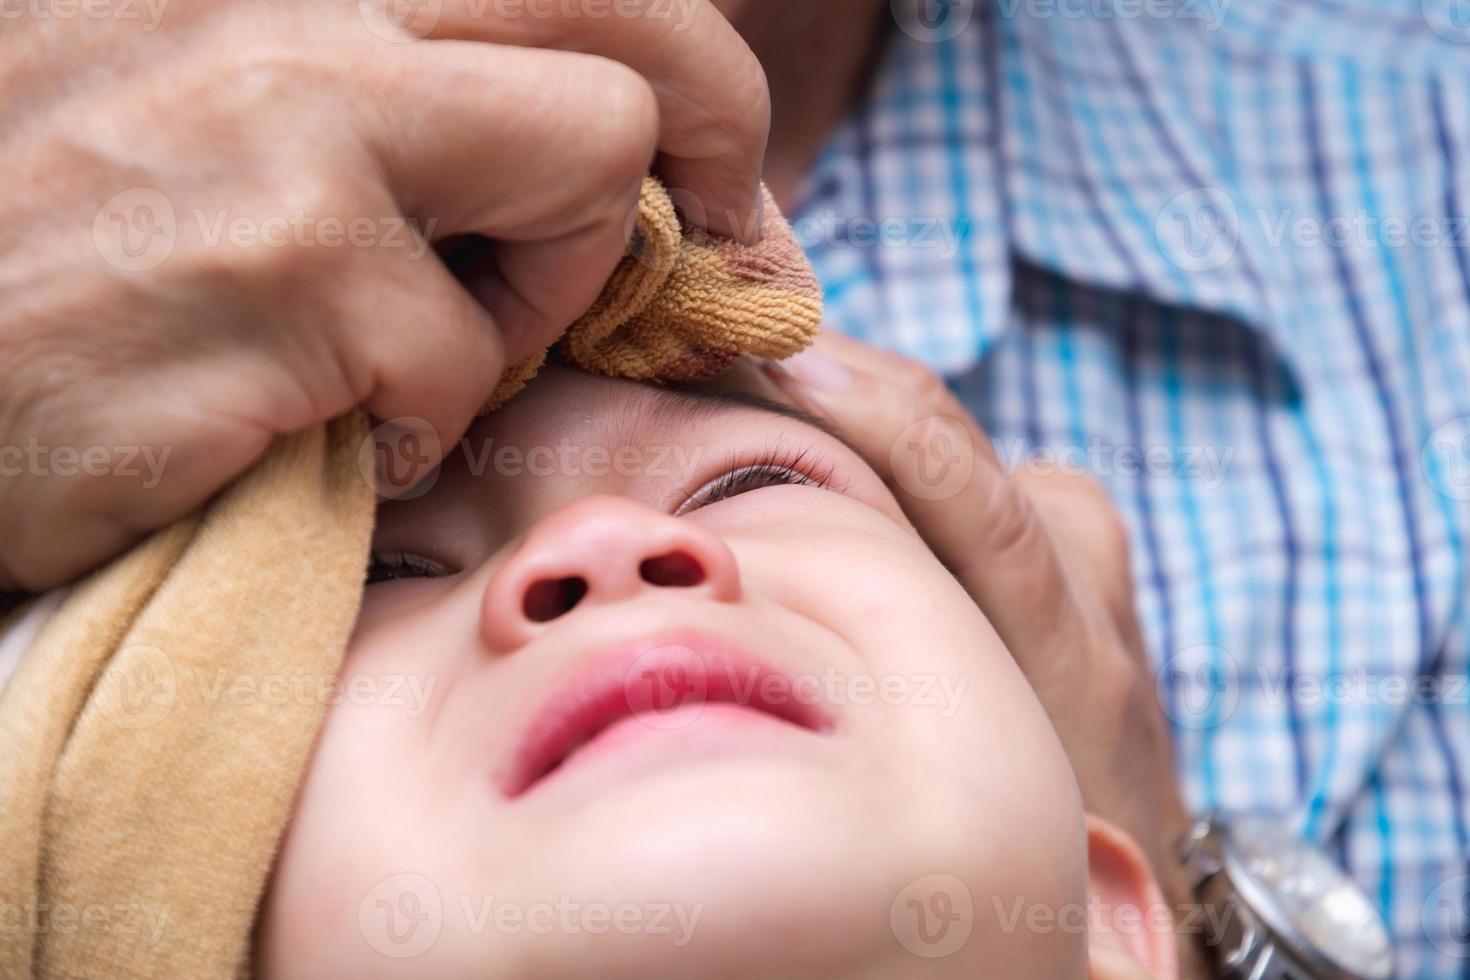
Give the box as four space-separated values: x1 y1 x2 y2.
794 3 1470 973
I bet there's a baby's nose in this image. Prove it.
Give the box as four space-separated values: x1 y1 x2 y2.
479 495 742 654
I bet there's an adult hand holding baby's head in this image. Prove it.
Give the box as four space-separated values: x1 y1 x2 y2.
769 329 1204 977
0 0 769 592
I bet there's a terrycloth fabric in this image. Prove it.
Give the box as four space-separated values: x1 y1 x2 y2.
486 179 819 410
0 177 820 979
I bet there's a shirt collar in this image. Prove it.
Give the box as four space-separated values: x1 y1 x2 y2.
795 10 1305 379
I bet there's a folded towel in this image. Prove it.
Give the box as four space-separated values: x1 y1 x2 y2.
488 177 820 409
0 177 821 979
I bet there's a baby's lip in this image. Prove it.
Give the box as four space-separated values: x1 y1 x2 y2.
500 631 834 798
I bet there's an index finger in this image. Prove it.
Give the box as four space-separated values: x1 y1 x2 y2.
411 0 770 243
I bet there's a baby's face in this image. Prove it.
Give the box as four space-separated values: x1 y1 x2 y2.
258 365 1089 979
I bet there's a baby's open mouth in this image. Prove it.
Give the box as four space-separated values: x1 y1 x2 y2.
503 633 834 798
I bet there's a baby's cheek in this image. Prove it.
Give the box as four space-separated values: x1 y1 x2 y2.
822 538 974 642
348 577 481 680
259 879 357 975
351 577 456 641
724 499 940 611
270 688 473 970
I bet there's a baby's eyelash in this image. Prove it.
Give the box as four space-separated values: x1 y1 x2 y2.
677 447 841 514
365 549 450 585
366 447 843 581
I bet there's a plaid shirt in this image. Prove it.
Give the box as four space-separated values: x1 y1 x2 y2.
795 2 1470 973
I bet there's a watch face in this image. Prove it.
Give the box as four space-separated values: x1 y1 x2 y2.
1225 816 1394 980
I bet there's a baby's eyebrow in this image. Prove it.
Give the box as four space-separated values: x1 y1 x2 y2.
646 385 862 456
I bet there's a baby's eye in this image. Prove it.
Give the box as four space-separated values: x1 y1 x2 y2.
678 448 838 514
365 549 451 585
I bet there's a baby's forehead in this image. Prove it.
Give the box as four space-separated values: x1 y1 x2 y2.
469 361 833 446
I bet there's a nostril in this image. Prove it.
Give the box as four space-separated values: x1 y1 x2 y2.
639 551 706 588
522 576 589 623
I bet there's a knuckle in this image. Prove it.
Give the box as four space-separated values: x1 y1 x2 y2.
270 166 353 219
1076 503 1138 622
175 170 359 296
175 224 302 300
1082 490 1132 568
659 36 768 162
979 475 1049 564
1103 594 1146 652
577 60 659 191
892 355 950 412
1099 645 1143 703
1022 468 1134 575
721 52 771 147
1100 655 1147 728
172 43 340 133
891 352 936 388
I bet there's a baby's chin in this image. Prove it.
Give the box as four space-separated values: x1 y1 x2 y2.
264 702 1087 980
428 764 978 979
497 756 889 904
438 726 1087 980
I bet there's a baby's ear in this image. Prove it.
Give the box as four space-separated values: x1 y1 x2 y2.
1084 815 1180 980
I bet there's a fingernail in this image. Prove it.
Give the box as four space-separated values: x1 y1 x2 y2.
783 348 851 392
362 417 442 501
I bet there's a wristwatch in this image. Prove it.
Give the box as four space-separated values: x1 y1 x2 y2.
1176 812 1395 979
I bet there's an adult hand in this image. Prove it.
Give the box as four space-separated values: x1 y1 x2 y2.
0 0 769 591
768 330 1193 900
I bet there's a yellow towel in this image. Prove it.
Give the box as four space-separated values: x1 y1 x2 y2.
0 177 821 979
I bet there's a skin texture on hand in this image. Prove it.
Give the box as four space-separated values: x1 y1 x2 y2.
0 0 770 592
